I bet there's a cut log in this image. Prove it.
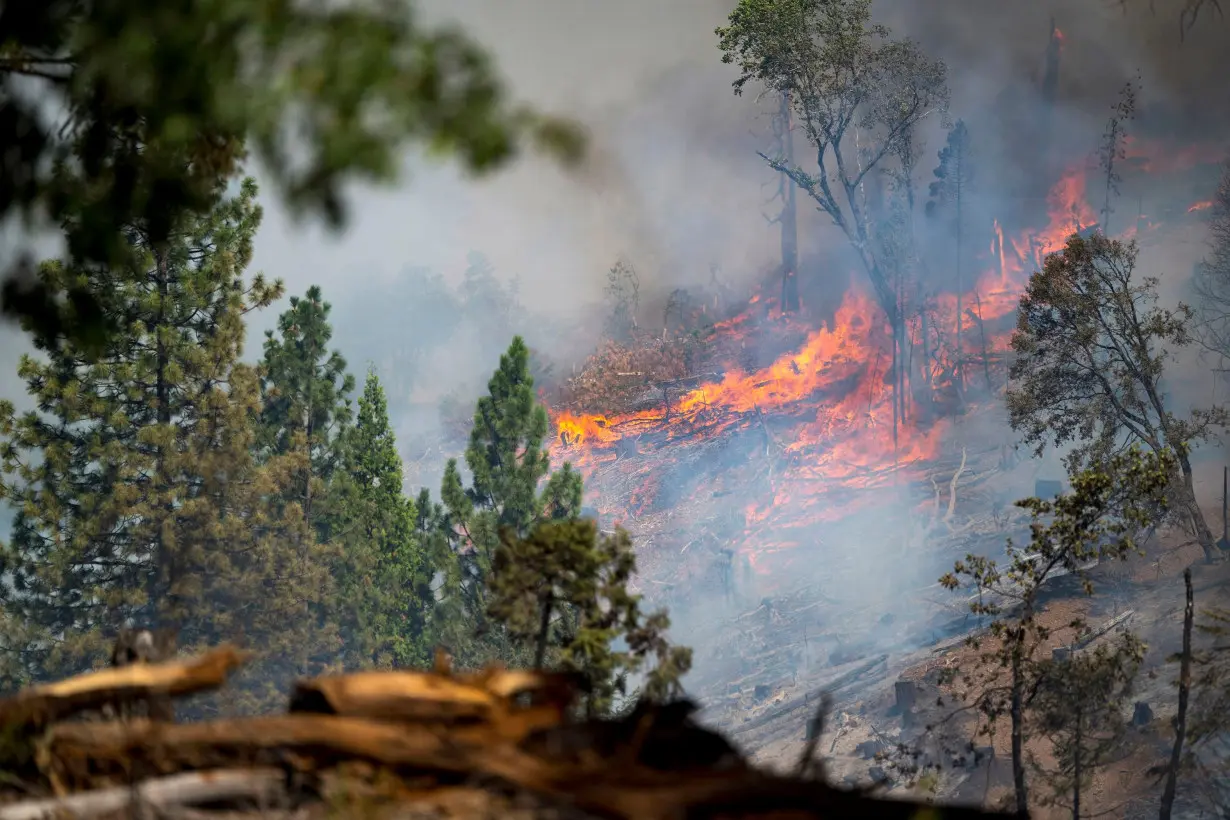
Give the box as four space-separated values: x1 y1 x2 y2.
0 646 249 729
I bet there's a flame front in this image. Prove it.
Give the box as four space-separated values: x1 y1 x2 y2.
547 146 1220 577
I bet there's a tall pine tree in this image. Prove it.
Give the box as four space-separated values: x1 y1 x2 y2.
436 336 581 666
926 120 975 404
330 368 432 669
258 286 355 538
0 179 337 701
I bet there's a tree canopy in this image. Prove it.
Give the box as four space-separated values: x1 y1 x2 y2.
0 0 586 353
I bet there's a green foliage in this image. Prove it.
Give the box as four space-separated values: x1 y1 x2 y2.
436 336 582 665
487 519 692 716
0 0 585 353
939 446 1172 813
0 179 337 705
925 120 975 224
1032 636 1143 815
329 369 430 669
258 285 355 537
716 0 948 324
1008 232 1225 556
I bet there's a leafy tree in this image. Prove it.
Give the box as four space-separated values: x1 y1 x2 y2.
0 1 585 353
488 518 692 716
1008 232 1225 561
435 336 582 666
1032 637 1143 819
604 259 641 342
258 286 354 539
330 368 431 669
926 120 975 401
1096 77 1138 235
0 179 336 703
940 446 1173 815
716 0 948 452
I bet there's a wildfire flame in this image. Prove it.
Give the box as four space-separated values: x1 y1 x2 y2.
547 140 1221 576
1189 200 1214 213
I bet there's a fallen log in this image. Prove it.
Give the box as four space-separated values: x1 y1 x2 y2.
0 768 283 820
729 655 888 737
1052 609 1135 661
43 714 560 793
0 646 249 729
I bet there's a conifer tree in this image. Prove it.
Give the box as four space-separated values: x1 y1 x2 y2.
0 179 337 700
488 519 692 716
258 286 355 537
331 369 432 668
926 119 975 402
436 336 582 665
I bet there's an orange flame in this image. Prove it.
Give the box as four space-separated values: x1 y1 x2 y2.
549 155 1175 576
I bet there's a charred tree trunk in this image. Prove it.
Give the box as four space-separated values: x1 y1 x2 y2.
1010 620 1029 815
1159 568 1193 820
776 93 800 312
1072 706 1082 820
534 590 555 670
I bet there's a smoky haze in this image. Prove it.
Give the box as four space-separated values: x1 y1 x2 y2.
0 0 1227 676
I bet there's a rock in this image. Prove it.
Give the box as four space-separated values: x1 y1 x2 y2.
1133 701 1153 726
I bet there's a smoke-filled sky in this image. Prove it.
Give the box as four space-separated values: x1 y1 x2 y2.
1 0 1226 428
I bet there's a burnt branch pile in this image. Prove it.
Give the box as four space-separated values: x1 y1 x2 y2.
0 644 1023 819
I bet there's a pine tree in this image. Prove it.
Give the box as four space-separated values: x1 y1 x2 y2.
488 519 692 716
330 369 432 669
926 120 975 403
258 286 355 538
0 179 337 701
436 336 582 666
1033 637 1143 818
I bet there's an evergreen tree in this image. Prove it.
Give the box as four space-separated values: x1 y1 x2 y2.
926 119 975 402
258 286 355 537
436 336 582 665
0 179 337 701
331 369 431 669
488 519 692 716
1033 637 1143 818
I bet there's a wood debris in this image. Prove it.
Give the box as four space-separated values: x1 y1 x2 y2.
0 642 1023 819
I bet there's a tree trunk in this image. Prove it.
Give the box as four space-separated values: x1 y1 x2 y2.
1159 568 1193 820
1010 624 1029 815
779 92 799 313
1072 707 1082 820
955 175 966 410
1176 449 1217 561
153 247 175 632
534 590 555 670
